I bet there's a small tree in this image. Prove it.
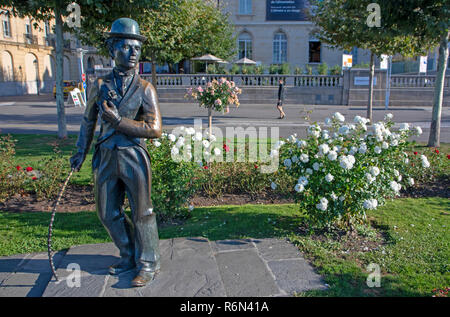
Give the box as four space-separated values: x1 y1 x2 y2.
140 0 235 86
2 0 156 139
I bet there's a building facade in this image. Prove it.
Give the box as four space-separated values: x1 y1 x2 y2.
0 7 111 96
220 0 372 71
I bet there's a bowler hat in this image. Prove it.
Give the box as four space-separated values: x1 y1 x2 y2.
106 18 146 42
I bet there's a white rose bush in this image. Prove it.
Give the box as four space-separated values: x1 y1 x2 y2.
275 112 432 229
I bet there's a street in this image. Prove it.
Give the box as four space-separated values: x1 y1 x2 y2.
0 95 449 143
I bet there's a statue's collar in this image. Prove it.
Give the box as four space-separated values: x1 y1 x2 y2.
113 67 136 78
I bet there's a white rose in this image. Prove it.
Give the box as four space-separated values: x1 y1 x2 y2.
325 173 334 182
300 154 309 163
313 162 320 171
294 183 305 193
327 151 338 161
333 112 345 122
153 140 161 147
271 182 277 190
213 148 221 156
168 134 176 142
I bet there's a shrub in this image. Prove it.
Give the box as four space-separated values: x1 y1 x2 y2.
317 62 329 75
0 135 27 202
254 64 265 74
279 63 291 75
330 65 342 75
272 113 428 229
230 64 240 74
30 147 68 200
305 65 313 75
241 65 255 74
148 132 200 221
294 66 303 75
269 64 279 74
206 64 217 74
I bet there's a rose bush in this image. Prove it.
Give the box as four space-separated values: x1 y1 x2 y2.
273 112 430 229
147 126 227 221
185 78 241 137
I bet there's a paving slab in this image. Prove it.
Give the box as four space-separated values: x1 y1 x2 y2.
0 251 66 297
215 249 281 297
267 259 327 294
103 238 226 297
0 237 326 297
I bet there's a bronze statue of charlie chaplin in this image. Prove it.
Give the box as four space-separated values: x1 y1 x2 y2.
70 18 162 287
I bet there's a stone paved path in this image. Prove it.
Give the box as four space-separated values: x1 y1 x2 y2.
0 237 326 297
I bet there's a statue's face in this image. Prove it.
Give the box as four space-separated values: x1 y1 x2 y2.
111 38 142 70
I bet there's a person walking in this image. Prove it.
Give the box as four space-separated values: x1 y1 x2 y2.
277 78 286 119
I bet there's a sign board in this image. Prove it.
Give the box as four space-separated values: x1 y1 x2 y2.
94 64 102 70
70 88 86 108
419 56 427 73
380 55 389 70
354 77 377 86
266 0 306 21
342 54 353 68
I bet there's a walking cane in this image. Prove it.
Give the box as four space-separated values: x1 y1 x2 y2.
48 168 75 281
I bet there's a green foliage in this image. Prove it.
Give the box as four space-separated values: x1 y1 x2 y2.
206 64 217 74
269 64 279 74
279 63 291 75
275 114 431 229
186 78 241 112
294 66 304 75
147 134 199 221
309 0 441 58
305 65 313 75
0 135 26 202
254 64 265 75
140 0 236 66
29 147 67 200
353 62 370 69
230 64 240 75
330 65 342 75
317 62 329 75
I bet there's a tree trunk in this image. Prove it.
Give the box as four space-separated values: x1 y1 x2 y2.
428 33 449 148
367 52 375 122
208 107 213 140
54 3 67 139
151 56 157 88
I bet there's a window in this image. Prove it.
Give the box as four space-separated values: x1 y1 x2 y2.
25 19 32 35
239 0 252 15
273 32 287 64
309 40 321 63
238 32 252 59
1 12 11 38
44 21 50 36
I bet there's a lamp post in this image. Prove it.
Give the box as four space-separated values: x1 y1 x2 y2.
33 59 40 96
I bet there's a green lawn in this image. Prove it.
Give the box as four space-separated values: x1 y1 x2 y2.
1 197 448 297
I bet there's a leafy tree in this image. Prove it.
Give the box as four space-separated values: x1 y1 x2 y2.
139 0 235 85
376 0 449 147
1 0 156 139
310 0 436 122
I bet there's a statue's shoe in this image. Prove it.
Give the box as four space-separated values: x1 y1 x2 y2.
131 269 159 287
108 259 136 275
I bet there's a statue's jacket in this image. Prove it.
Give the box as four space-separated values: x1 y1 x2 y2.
75 71 162 185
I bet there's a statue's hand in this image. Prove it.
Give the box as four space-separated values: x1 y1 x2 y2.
70 152 86 172
100 100 122 127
